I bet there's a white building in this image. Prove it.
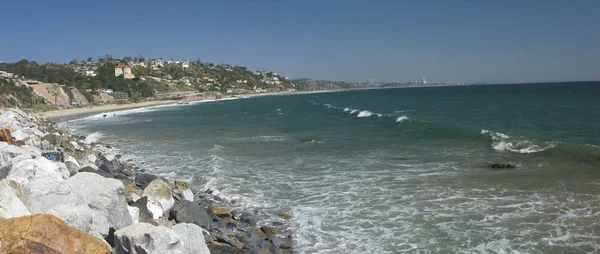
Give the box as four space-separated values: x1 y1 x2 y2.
422 78 428 84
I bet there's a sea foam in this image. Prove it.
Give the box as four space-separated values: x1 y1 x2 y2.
481 129 557 154
357 111 373 117
396 116 409 122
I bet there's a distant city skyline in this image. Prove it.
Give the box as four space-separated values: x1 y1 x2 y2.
0 0 599 83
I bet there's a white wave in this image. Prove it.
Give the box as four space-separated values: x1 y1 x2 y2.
343 108 351 112
396 116 409 122
350 109 359 114
377 113 383 117
481 129 556 154
84 132 103 144
357 110 373 118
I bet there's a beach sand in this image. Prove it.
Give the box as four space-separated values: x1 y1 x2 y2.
37 100 178 122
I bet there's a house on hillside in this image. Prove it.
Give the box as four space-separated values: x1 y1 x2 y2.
114 64 135 79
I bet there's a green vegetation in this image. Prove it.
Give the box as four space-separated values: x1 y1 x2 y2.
32 104 59 111
292 78 365 90
0 79 40 108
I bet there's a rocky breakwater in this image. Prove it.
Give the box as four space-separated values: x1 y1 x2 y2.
0 108 293 254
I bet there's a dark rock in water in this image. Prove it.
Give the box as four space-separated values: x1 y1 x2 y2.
300 138 323 144
488 162 516 169
208 245 253 254
171 200 212 230
99 161 114 174
135 172 159 189
240 212 257 227
260 226 277 237
115 154 122 160
269 237 292 249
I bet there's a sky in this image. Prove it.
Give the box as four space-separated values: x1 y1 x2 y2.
0 0 599 83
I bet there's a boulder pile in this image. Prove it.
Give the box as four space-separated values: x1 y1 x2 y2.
0 108 292 254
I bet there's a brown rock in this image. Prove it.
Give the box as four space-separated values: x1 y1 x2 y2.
120 179 142 204
260 226 277 237
0 129 14 145
488 162 516 169
0 214 109 254
209 207 232 218
14 140 26 147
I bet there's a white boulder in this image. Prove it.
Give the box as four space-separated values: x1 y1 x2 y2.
0 180 31 219
47 204 94 233
172 223 211 254
24 172 133 238
6 157 66 195
114 223 185 254
128 206 140 224
142 179 175 213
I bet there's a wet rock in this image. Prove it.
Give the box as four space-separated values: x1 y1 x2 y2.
114 223 185 254
171 200 213 230
0 214 110 254
260 226 277 237
135 172 159 189
279 213 292 220
488 162 516 169
209 244 253 254
241 212 258 226
172 223 211 254
79 165 114 178
269 236 292 249
172 180 194 202
99 161 115 174
142 179 175 213
210 206 232 219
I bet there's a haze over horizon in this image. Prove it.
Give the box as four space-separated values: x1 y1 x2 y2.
1 0 599 83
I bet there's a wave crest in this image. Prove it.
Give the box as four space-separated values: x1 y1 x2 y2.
396 116 409 122
481 129 557 154
357 111 373 118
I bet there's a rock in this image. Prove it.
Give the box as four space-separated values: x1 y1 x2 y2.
41 140 52 149
260 226 277 237
210 206 232 218
113 223 185 254
0 180 31 219
42 133 64 145
488 162 516 169
79 165 114 178
6 157 66 195
135 172 159 189
132 196 164 222
24 172 133 238
208 244 253 254
60 139 77 151
65 160 80 176
41 150 64 162
14 140 26 146
120 179 142 204
173 180 194 202
0 214 110 254
103 153 116 161
90 141 104 146
99 161 115 174
172 223 211 254
143 179 175 213
128 206 140 223
269 236 292 249
279 213 292 220
171 200 213 230
47 204 95 233
241 212 258 226
0 128 15 145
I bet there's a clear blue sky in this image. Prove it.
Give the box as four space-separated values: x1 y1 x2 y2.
1 0 599 83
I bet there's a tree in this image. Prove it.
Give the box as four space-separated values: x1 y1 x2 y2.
87 57 93 62
69 59 78 65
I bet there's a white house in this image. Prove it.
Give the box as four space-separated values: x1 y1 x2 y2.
181 61 189 69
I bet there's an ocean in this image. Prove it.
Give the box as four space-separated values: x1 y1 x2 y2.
63 82 600 253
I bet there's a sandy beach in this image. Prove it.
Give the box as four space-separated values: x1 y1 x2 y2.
37 100 178 122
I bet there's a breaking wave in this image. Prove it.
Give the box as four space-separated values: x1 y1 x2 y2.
481 129 557 154
396 116 409 122
357 111 373 118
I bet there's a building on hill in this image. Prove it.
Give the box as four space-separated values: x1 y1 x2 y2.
114 64 135 79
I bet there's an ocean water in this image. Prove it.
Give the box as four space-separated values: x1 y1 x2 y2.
63 82 600 253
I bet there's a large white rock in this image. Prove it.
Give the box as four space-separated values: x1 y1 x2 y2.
172 223 211 254
6 157 66 195
128 206 140 224
142 179 175 213
64 155 81 176
114 223 185 254
24 172 133 238
0 180 31 219
47 204 94 233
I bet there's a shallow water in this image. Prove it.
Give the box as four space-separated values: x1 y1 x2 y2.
64 82 600 253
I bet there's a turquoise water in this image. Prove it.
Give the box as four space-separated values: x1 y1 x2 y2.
65 82 600 253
